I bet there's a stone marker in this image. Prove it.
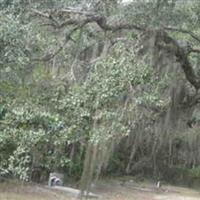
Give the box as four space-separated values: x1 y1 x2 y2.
48 172 64 187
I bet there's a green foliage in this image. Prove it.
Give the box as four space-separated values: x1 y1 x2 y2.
189 167 200 179
0 105 6 120
0 103 68 180
0 130 16 176
1 0 200 184
8 146 31 181
0 11 30 68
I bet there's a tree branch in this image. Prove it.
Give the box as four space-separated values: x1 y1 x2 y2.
31 26 79 62
30 8 200 90
189 48 200 54
31 8 50 18
155 29 200 90
164 26 200 43
31 8 144 31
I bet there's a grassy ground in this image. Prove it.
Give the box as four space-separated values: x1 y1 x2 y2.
0 179 200 200
0 181 72 200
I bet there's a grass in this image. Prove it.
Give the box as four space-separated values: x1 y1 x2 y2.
1 179 200 200
0 181 75 200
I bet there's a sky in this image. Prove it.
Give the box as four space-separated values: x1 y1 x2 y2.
122 0 132 3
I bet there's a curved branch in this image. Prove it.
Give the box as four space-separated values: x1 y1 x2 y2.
155 30 200 90
31 26 79 62
164 26 200 43
31 8 200 90
31 8 144 31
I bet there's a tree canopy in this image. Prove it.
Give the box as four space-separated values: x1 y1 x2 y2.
1 0 200 189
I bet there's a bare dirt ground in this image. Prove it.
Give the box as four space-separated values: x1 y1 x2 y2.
0 179 200 200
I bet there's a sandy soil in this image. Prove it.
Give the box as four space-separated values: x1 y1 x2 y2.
0 179 200 200
94 179 200 200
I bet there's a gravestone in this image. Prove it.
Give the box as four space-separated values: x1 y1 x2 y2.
48 172 64 187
